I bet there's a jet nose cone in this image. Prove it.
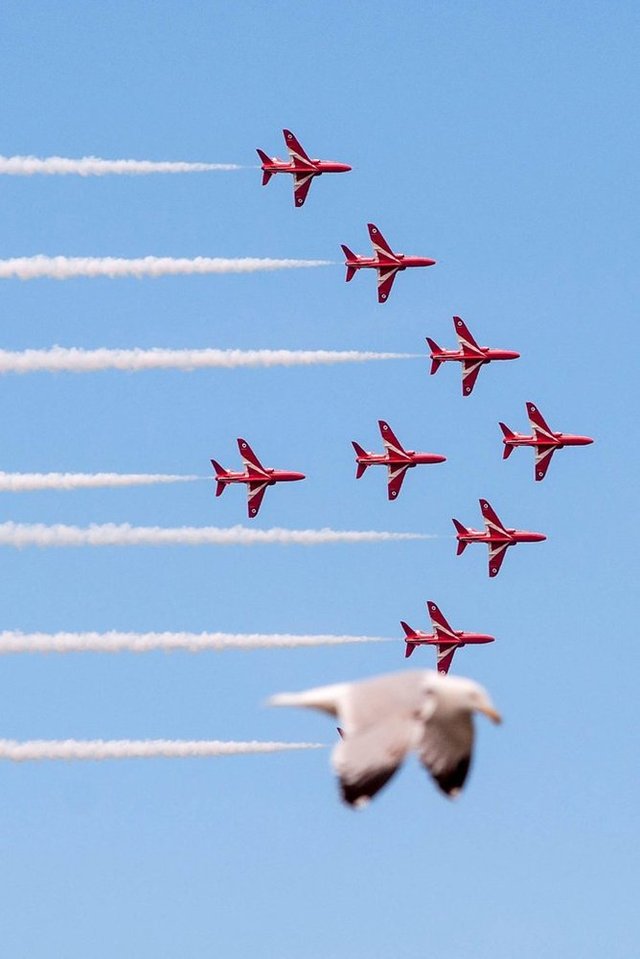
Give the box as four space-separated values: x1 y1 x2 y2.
434 454 447 463
341 164 352 172
292 472 306 481
535 533 547 542
509 351 521 359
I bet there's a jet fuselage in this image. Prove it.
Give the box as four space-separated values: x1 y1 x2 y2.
502 432 594 450
457 527 547 546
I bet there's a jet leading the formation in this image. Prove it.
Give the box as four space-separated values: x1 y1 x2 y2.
427 316 520 396
352 421 446 500
341 223 436 303
453 499 546 578
500 402 594 481
257 129 351 207
401 601 495 673
211 439 305 518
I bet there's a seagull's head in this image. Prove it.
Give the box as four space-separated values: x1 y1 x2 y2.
428 673 502 724
462 679 502 724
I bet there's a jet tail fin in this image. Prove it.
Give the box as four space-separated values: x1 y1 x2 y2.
256 150 273 185
210 459 228 497
499 423 515 458
341 245 357 282
426 338 442 374
400 622 417 658
351 441 369 478
452 518 469 554
340 243 357 283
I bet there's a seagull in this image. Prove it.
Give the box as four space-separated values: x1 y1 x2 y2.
269 670 501 807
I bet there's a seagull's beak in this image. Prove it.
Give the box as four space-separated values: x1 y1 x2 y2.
479 705 502 724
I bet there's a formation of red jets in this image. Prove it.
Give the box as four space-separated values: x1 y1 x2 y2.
210 129 594 674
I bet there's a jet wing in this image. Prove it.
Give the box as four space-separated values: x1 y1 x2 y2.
436 645 458 675
377 266 400 303
488 541 510 578
293 171 315 207
480 499 509 537
461 358 484 396
534 446 556 481
453 316 483 354
247 481 269 518
378 421 407 458
527 402 555 442
283 130 315 168
237 438 269 477
387 464 409 500
368 224 400 264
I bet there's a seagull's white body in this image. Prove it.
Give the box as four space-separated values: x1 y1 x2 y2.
269 670 501 807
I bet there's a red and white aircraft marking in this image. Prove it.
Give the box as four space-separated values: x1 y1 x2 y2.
500 402 594 481
453 499 546 578
257 129 351 207
211 439 305 519
341 223 436 303
401 601 495 673
427 316 520 396
351 420 446 500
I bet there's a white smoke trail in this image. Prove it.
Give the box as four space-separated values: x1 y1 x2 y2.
0 256 330 280
0 631 392 654
0 739 324 762
0 522 431 548
0 472 200 492
0 155 243 176
0 346 413 375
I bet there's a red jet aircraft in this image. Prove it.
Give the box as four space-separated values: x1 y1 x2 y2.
453 499 546 578
211 439 305 518
351 420 446 500
257 129 351 207
500 402 594 481
427 316 520 396
341 223 436 303
401 601 495 673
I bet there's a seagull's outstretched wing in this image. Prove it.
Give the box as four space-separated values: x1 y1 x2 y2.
332 715 417 807
418 709 474 797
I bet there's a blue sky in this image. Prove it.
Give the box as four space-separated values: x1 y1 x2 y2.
0 2 637 956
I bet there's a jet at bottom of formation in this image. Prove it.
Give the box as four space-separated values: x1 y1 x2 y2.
401 601 495 673
211 439 305 518
453 498 546 577
269 670 501 807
